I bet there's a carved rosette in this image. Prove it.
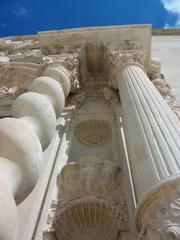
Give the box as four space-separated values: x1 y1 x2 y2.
50 157 129 239
43 53 81 93
135 176 180 240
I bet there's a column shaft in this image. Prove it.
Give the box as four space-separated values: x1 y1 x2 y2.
118 64 180 201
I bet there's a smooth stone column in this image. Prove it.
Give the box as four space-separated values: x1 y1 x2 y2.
118 62 180 239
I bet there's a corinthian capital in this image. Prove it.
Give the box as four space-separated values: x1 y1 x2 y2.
43 52 81 93
104 47 146 89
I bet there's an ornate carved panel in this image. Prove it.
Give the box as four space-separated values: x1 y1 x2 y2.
45 157 130 239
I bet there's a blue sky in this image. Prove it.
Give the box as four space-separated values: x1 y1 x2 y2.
0 0 180 37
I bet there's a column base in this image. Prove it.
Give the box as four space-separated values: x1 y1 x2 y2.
135 175 180 240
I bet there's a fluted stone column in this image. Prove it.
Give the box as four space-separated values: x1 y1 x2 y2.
118 61 180 239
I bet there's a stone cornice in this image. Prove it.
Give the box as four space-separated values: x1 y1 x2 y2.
152 28 180 36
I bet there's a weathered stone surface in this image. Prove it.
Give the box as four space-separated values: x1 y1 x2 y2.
43 53 81 93
51 157 130 240
0 25 180 240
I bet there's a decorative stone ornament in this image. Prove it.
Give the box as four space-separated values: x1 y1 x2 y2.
135 176 180 240
104 46 146 88
103 86 119 107
49 157 130 239
68 91 85 109
74 119 111 146
43 53 80 93
54 198 128 240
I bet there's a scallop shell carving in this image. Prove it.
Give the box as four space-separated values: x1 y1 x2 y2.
171 198 180 217
74 119 111 146
54 199 128 240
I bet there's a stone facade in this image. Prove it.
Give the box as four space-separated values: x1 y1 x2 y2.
0 24 180 240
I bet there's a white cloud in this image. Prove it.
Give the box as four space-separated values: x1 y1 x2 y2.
13 7 30 17
161 0 180 28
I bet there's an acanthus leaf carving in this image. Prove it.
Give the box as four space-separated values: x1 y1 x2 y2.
103 86 120 107
42 53 81 93
104 46 146 89
67 91 85 109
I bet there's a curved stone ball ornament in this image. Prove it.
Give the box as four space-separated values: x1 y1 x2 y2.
0 66 70 240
